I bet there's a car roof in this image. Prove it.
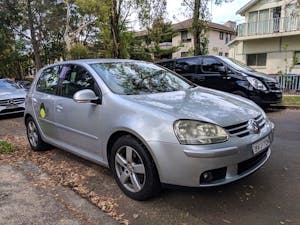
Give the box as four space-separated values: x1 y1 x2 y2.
157 55 221 63
50 58 146 66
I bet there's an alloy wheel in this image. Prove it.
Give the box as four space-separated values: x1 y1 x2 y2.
115 146 146 193
27 121 38 147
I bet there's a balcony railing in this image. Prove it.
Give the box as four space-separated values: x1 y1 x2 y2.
237 16 300 37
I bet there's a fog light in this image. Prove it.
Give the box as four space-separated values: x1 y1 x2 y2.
201 172 213 182
200 167 227 184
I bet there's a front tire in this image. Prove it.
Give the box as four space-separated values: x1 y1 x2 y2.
26 117 52 151
110 135 161 201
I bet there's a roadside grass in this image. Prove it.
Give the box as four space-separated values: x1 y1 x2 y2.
282 95 300 106
0 141 16 154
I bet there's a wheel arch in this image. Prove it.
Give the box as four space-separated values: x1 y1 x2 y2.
24 113 33 124
106 129 161 179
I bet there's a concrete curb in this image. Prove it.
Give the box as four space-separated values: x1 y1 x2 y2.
270 105 300 110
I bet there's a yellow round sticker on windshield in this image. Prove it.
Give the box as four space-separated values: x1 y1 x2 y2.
40 107 46 118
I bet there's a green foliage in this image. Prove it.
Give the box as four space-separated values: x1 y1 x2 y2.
282 96 300 106
0 141 16 154
69 44 89 59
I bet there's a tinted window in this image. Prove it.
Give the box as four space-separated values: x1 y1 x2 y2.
202 58 223 73
59 65 99 98
159 61 175 70
91 62 192 95
36 66 60 94
176 58 200 74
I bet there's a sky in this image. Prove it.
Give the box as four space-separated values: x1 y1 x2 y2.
166 0 245 25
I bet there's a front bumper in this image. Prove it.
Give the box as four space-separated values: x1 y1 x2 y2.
249 90 282 105
148 120 274 187
0 103 25 116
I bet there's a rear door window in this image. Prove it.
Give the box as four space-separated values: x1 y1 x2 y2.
59 65 100 98
36 66 61 95
159 61 175 70
175 58 200 74
202 58 223 73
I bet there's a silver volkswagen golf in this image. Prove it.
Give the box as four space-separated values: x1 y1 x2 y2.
25 59 274 200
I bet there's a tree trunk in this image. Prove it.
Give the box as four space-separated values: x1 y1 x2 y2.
192 0 202 56
27 0 42 70
63 0 72 52
110 0 120 58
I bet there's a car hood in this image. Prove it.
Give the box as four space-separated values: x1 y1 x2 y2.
242 70 276 82
124 87 262 127
0 88 27 99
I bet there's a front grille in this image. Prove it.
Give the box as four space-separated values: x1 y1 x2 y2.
224 114 265 138
0 107 25 114
265 81 280 90
0 98 25 106
237 149 268 175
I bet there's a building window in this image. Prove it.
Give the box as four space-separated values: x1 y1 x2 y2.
181 52 189 57
181 31 191 42
225 33 231 43
225 53 229 57
295 52 300 65
219 32 224 40
219 52 223 56
247 53 267 66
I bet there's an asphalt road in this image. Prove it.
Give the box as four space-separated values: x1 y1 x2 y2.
0 109 299 225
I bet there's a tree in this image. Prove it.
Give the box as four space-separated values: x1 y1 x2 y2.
135 0 179 60
182 0 231 55
146 18 179 60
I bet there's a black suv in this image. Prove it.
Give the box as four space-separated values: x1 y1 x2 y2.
157 56 282 106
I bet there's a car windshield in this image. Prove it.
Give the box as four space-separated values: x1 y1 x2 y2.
220 57 255 72
91 61 193 95
0 80 20 89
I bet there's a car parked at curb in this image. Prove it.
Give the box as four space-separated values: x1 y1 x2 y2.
157 56 282 107
17 80 32 90
25 59 274 200
0 79 27 116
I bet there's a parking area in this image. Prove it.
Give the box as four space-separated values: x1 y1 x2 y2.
0 109 299 225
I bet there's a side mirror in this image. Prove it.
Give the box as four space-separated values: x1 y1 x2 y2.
216 66 227 75
73 89 100 104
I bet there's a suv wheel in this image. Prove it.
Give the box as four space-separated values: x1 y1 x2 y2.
110 135 161 201
26 117 52 151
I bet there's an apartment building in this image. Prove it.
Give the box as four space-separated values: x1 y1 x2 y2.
135 19 236 59
228 0 300 74
171 19 236 58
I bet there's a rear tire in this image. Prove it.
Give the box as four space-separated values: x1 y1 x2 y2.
25 117 52 151
110 135 161 201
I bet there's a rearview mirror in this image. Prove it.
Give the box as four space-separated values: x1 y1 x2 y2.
73 89 100 104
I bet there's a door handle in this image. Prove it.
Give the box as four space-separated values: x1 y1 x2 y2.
56 105 63 112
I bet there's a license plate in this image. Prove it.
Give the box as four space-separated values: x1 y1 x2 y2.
6 104 18 109
252 136 270 155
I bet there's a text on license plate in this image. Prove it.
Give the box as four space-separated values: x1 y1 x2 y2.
6 105 18 109
252 136 270 155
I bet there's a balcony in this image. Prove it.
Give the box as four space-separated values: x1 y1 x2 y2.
237 16 300 38
158 42 173 50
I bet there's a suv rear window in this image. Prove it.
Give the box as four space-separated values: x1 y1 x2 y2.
36 66 61 94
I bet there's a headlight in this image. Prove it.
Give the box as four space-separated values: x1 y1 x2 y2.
246 77 267 91
174 120 228 145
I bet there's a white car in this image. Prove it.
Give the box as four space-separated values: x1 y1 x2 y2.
0 79 27 116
